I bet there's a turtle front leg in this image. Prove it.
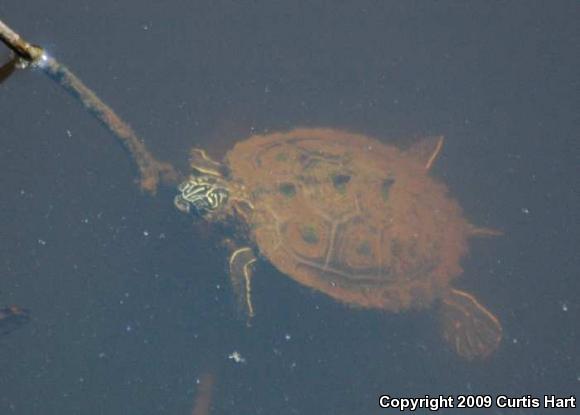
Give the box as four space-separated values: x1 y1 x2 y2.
228 246 257 324
190 149 227 177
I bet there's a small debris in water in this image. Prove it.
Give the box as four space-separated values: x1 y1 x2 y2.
228 351 246 364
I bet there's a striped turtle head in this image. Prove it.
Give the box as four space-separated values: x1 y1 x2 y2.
174 175 229 216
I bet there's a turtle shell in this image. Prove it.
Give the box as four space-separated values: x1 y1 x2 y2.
225 128 471 312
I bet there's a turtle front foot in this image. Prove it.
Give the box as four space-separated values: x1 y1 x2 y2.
228 246 257 325
439 288 502 359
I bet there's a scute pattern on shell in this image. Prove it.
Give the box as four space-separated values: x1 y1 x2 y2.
225 128 470 312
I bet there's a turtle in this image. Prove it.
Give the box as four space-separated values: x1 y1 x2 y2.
1 27 503 359
174 127 503 360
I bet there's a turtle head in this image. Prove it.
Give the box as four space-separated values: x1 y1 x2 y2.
174 175 229 217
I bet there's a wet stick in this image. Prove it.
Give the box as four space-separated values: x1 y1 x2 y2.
0 17 179 193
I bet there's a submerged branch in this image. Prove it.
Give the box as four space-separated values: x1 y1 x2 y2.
0 19 43 63
0 17 180 194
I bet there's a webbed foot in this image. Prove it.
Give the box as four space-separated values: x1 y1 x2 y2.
439 288 502 359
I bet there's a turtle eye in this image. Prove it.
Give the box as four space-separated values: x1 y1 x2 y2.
206 188 229 210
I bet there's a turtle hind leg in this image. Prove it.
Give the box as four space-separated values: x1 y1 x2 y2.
228 246 257 325
439 288 502 359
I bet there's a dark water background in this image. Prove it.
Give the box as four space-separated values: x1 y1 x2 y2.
0 1 578 414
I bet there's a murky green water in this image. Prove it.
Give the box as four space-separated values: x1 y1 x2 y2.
1 2 578 414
